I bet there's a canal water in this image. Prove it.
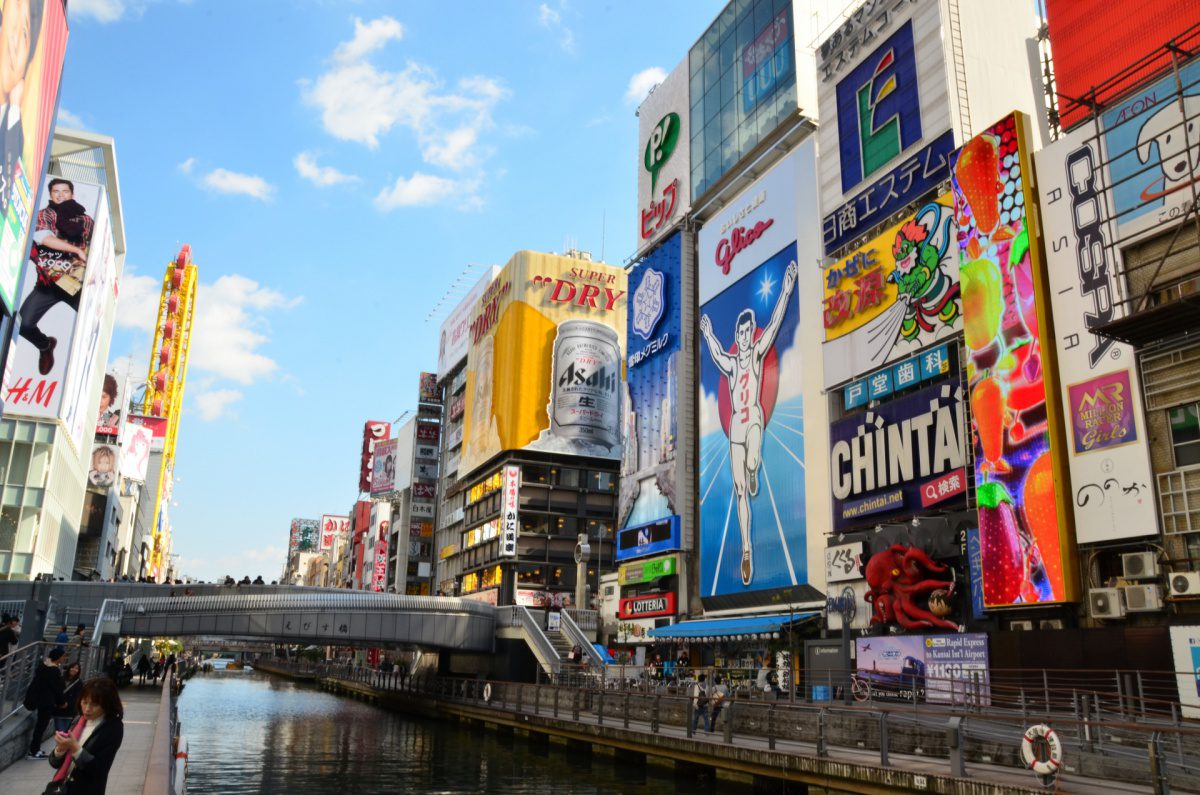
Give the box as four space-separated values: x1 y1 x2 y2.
179 670 793 794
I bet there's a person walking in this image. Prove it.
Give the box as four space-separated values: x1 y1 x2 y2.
54 626 70 654
708 674 730 734
165 653 176 677
135 654 150 686
0 613 19 666
47 676 125 794
24 647 66 758
690 673 710 735
55 662 83 733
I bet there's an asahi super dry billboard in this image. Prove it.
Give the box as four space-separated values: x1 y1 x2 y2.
460 251 627 477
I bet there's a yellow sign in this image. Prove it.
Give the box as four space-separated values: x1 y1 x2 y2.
461 251 628 476
820 194 962 388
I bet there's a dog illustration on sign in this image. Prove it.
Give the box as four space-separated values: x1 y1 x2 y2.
1136 95 1200 201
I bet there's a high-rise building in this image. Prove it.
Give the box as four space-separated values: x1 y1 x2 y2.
0 129 125 580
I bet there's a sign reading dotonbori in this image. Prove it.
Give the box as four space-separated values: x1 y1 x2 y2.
830 378 967 530
619 591 676 619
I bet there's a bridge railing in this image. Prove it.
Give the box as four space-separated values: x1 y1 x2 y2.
557 610 605 672
276 660 1200 792
0 642 105 727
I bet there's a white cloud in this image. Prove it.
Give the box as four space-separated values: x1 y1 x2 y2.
201 168 274 201
194 389 243 421
333 16 404 64
70 0 126 23
538 2 575 53
56 108 85 129
189 275 299 385
303 17 509 172
293 152 359 186
114 269 162 333
626 66 666 105
177 157 196 175
375 172 479 210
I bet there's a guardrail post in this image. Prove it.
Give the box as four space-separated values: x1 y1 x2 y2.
724 702 734 744
767 704 776 750
598 688 604 726
652 694 661 734
1124 673 1135 719
1148 732 1169 795
879 712 889 767
1043 670 1050 715
947 717 965 778
1137 671 1146 720
1116 671 1125 719
553 686 559 718
624 693 630 729
686 699 694 738
516 684 523 713
572 689 580 721
1020 688 1027 723
817 708 828 757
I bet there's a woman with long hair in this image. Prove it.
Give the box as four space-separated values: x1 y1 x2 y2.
47 677 125 794
53 662 83 733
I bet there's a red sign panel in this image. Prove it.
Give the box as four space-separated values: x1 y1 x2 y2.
371 539 389 592
416 422 440 443
359 421 390 493
413 483 437 500
618 591 676 619
1046 0 1196 129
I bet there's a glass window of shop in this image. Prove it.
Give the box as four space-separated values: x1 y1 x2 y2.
689 0 796 201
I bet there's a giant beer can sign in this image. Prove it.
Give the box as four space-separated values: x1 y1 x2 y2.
549 320 621 451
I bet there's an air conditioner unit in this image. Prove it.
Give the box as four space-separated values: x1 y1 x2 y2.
1169 572 1200 598
1122 584 1164 612
1121 552 1158 580
1089 588 1126 619
1010 620 1035 631
1039 619 1065 630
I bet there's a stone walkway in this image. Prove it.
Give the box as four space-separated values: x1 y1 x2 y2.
0 683 163 794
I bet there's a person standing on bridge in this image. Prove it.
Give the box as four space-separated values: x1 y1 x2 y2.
690 673 710 735
135 654 150 686
24 647 66 758
55 662 83 733
48 676 125 794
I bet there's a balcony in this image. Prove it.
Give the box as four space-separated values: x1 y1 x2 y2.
1158 468 1200 535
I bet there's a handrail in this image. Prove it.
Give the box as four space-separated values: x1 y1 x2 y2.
140 671 176 795
0 642 105 727
558 609 605 672
91 599 124 646
514 606 559 675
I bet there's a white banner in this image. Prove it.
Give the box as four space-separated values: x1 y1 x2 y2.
501 464 520 557
1035 127 1158 543
437 267 500 380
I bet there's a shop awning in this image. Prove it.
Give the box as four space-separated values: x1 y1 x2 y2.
647 612 817 640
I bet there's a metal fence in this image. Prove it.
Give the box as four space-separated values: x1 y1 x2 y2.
260 658 1200 793
0 642 105 727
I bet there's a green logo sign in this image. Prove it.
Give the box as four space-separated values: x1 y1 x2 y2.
620 554 677 586
643 112 679 194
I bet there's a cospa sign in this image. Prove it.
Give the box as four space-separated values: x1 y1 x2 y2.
636 59 690 252
1035 124 1157 544
816 0 953 255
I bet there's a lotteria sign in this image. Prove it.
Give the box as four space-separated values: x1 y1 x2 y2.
636 59 691 252
619 592 676 619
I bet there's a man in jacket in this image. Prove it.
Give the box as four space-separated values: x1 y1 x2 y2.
0 613 19 661
25 647 65 758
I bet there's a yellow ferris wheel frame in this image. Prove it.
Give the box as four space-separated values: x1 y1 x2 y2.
142 245 197 579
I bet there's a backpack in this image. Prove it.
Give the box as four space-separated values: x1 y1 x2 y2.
694 683 709 707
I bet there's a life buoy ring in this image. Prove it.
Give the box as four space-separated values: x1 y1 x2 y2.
173 736 188 795
1020 724 1063 776
483 683 493 703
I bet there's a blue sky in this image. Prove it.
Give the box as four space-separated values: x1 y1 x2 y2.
60 0 728 581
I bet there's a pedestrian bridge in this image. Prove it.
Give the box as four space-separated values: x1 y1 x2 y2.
0 582 497 652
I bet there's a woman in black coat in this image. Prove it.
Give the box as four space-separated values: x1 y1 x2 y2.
48 677 124 795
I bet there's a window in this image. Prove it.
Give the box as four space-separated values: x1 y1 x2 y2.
524 465 551 484
520 515 548 536
589 471 616 493
554 467 580 488
1170 404 1200 468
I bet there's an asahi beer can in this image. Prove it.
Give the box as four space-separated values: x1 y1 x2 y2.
550 320 621 450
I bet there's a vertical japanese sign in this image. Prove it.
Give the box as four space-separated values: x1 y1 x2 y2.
500 464 519 557
636 59 690 253
1036 122 1157 543
320 514 349 553
953 111 1076 607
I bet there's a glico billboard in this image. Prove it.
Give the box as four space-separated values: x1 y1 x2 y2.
1034 123 1157 544
620 231 682 533
460 251 628 476
635 59 690 254
816 0 954 256
821 194 961 387
697 143 816 603
0 0 69 316
952 111 1077 608
4 177 118 455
